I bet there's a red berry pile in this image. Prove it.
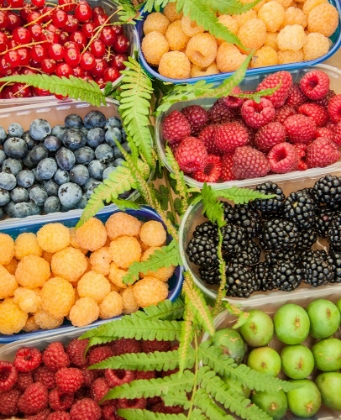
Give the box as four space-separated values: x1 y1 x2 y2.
0 0 130 99
161 70 341 183
0 338 183 419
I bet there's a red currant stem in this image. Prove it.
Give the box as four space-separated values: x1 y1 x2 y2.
13 83 30 96
0 39 47 55
0 81 12 91
21 65 44 73
23 2 78 27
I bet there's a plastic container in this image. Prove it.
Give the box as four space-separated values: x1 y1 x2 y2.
155 64 341 190
0 205 184 343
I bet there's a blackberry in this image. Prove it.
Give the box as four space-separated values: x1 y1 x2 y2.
260 218 299 251
315 208 336 238
296 229 317 250
227 203 262 238
270 261 303 291
225 263 258 298
253 262 276 292
221 223 247 254
226 240 261 266
265 249 301 266
283 190 315 229
313 175 341 208
186 236 218 267
329 251 341 283
199 264 220 285
252 181 285 217
192 221 218 242
328 214 341 251
301 249 335 287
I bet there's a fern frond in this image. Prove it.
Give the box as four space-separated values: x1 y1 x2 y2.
187 409 208 420
208 0 262 14
178 298 196 375
110 197 140 210
194 388 235 420
213 228 227 317
163 391 191 410
141 297 185 321
114 0 140 22
217 186 276 205
88 336 116 348
0 74 106 106
201 184 225 228
143 0 172 12
117 409 188 420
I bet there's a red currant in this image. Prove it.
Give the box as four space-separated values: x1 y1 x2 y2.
20 6 32 21
26 11 42 25
82 21 96 38
8 39 18 49
64 15 79 33
65 47 81 67
89 39 106 58
69 31 86 49
2 86 16 98
72 65 85 77
100 27 117 47
74 2 93 23
64 41 79 50
41 6 54 22
46 23 60 34
90 58 108 78
7 12 23 30
48 43 65 61
110 53 127 71
11 83 33 97
29 59 42 69
59 31 69 45
17 47 30 66
31 0 45 7
4 50 20 68
8 0 25 7
0 32 8 53
0 11 8 31
113 35 130 53
30 24 43 41
93 13 109 27
41 58 57 74
95 77 106 88
80 51 96 70
33 86 51 96
0 57 12 76
41 29 59 44
112 25 124 36
56 62 73 77
12 27 32 45
31 44 48 62
103 67 120 83
20 68 37 75
52 9 68 28
92 6 105 16
58 0 76 13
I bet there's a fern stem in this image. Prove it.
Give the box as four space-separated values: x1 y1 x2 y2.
187 330 199 419
163 168 180 224
212 227 226 317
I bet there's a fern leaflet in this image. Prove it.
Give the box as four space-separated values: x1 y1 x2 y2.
194 388 235 420
201 183 226 228
217 186 276 205
209 0 262 14
141 298 185 321
117 409 188 419
114 0 140 22
178 298 196 374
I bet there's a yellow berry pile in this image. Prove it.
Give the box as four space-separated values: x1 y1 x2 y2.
141 0 339 79
0 213 175 335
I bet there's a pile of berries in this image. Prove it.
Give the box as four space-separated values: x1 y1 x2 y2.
186 175 341 298
0 109 132 219
0 211 175 335
0 336 183 418
162 69 341 183
0 0 131 98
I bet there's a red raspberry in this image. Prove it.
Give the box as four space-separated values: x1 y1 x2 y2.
90 377 110 403
112 338 142 356
18 382 49 415
306 137 341 168
151 401 185 414
160 368 179 377
221 86 244 108
328 94 341 123
256 71 293 108
314 89 336 107
0 388 21 416
181 105 208 136
161 110 191 144
34 366 56 389
286 83 307 107
299 70 330 100
268 142 298 174
135 370 156 380
17 372 34 391
198 124 221 155
175 136 208 173
49 388 74 412
147 396 163 406
74 387 91 401
214 122 249 153
27 408 51 420
254 122 286 152
0 361 18 392
81 368 99 387
88 345 114 366
207 99 236 123
274 105 296 124
284 114 316 144
69 398 102 420
241 98 275 129
316 126 335 142
47 412 70 420
14 347 42 372
42 343 70 372
221 153 236 182
298 103 329 127
334 122 341 145
193 155 222 183
141 340 172 353
105 369 135 387
101 401 118 420
117 397 147 409
55 367 83 393
66 339 89 368
232 146 270 180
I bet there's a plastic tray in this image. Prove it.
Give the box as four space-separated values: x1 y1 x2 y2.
0 205 184 343
136 0 341 85
155 63 341 190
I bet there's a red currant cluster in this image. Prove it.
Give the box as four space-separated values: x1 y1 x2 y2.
0 0 131 98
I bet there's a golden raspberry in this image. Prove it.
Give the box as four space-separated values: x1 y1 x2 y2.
51 247 88 282
23 316 39 333
4 258 19 275
34 309 63 330
158 51 191 79
41 277 75 318
302 0 327 15
277 49 304 63
277 24 306 51
37 223 70 253
0 299 28 335
185 33 218 67
140 221 167 247
111 283 121 292
43 251 54 264
99 291 123 319
121 286 139 314
0 233 15 265
181 16 205 37
191 63 219 77
307 3 339 37
109 236 141 269
69 297 99 327
216 43 247 73
238 18 267 50
143 12 170 35
108 262 129 289
303 32 331 60
15 255 51 288
252 0 267 12
77 270 111 303
133 277 168 308
258 1 285 32
105 212 141 240
282 6 307 28
163 2 183 22
142 31 169 66
0 265 18 299
251 46 278 68
141 247 175 281
264 32 278 50
90 246 112 276
69 228 88 254
232 9 257 27
217 15 239 45
14 287 40 313
15 232 43 260
75 217 107 252
273 0 294 7
165 20 190 51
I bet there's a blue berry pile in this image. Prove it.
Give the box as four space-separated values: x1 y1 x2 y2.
0 110 130 219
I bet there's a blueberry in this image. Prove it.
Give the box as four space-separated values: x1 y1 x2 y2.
17 170 35 188
58 182 82 209
51 124 68 140
0 150 5 166
70 164 89 186
102 166 116 180
44 196 61 213
105 116 122 130
113 158 125 167
83 177 99 191
2 158 22 176
83 110 106 129
44 135 62 152
0 188 10 206
42 179 59 196
6 201 31 218
29 145 49 165
65 113 83 129
74 146 95 165
75 193 88 209
121 127 127 142
95 143 114 161
8 122 24 138
113 146 124 160
87 127 105 148
0 126 7 145
85 180 101 199
3 137 28 159
28 200 41 216
55 147 75 170
29 118 51 141
22 131 35 150
0 207 4 219
88 160 106 179
105 127 122 147
62 128 86 150
0 172 17 190
10 187 29 203
22 154 35 169
121 142 131 154
36 158 58 180
54 169 70 185
29 185 48 206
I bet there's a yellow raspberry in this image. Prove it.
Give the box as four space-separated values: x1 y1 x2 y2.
185 33 217 67
34 309 63 330
105 212 142 240
90 246 112 276
109 236 141 269
277 24 306 51
133 277 168 308
264 32 278 50
0 265 18 299
140 221 167 248
273 0 294 7
238 18 267 50
99 291 123 319
43 251 54 264
51 247 88 283
75 217 107 252
158 51 191 79
0 233 15 265
282 6 308 28
111 283 122 293
4 258 19 275
37 223 70 253
141 247 175 281
121 286 139 314
307 3 339 37
258 1 285 32
217 15 239 45
252 0 267 12
14 287 40 313
181 16 205 37
165 20 190 51
15 232 43 260
69 297 99 327
163 2 183 22
41 277 75 318
23 316 39 333
15 255 50 288
232 9 257 27
303 32 331 60
216 43 247 73
77 270 111 303
302 0 327 15
108 262 129 289
251 46 278 68
0 299 28 335
277 49 304 63
191 63 219 77
69 228 88 254
142 31 169 66
143 12 170 35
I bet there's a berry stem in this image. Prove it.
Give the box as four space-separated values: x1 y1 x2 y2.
0 40 48 55
23 1 79 27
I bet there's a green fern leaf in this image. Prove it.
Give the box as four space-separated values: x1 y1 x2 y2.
143 0 172 12
178 298 196 374
142 298 185 321
117 409 188 420
163 391 191 410
115 0 140 22
0 74 106 106
217 186 276 205
194 388 235 420
209 0 262 14
110 197 140 210
212 229 227 317
188 409 211 420
201 183 225 228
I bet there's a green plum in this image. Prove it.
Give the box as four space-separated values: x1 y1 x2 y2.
239 309 274 347
312 337 341 371
251 389 288 420
222 376 251 398
280 344 314 380
247 346 281 377
306 299 340 339
211 328 247 364
273 303 310 345
316 372 341 410
287 379 321 418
